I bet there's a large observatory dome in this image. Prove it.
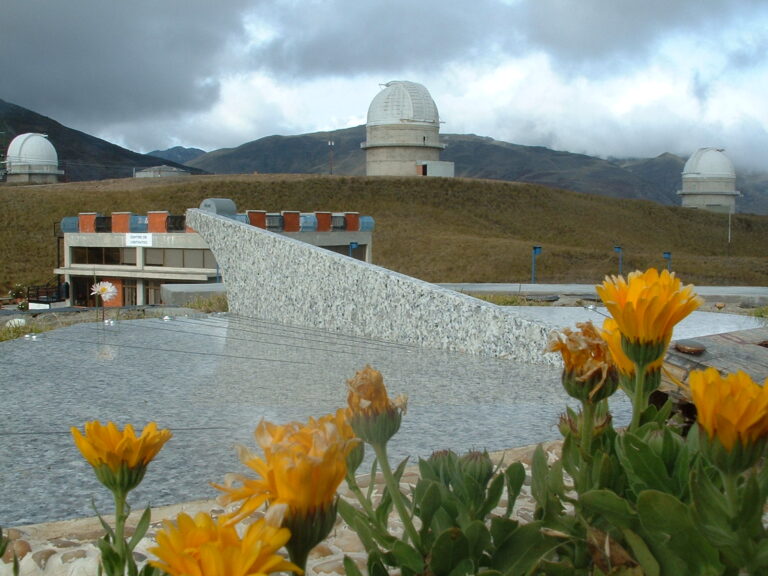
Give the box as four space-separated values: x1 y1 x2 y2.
7 133 59 166
367 81 439 126
682 147 735 179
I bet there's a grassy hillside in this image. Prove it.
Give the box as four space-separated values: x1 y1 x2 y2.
1 174 766 294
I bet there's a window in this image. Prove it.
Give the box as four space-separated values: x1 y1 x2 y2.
165 249 183 268
71 246 136 265
184 249 203 268
145 248 164 266
123 280 137 306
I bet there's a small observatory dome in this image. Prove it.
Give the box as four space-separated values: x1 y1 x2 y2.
5 133 64 184
677 147 739 214
362 81 454 177
367 81 440 126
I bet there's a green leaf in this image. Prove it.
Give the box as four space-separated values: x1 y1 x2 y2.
490 517 519 549
478 473 505 519
490 521 555 575
391 540 425 573
430 528 470 576
752 538 768 568
616 432 675 496
368 552 390 576
579 490 637 530
621 528 660 576
504 462 525 509
637 490 723 575
415 480 443 533
343 555 365 576
128 506 152 551
447 558 475 576
530 445 548 506
464 520 491 563
689 467 739 548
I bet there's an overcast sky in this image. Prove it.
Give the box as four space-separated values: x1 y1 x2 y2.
2 0 767 169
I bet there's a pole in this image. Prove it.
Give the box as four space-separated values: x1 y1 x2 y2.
531 246 541 284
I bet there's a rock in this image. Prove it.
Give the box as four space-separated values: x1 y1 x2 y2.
32 549 57 570
2 539 31 563
61 549 87 563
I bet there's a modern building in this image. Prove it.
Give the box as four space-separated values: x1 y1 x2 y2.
361 80 454 177
134 165 190 178
677 147 740 213
4 133 64 184
51 199 374 308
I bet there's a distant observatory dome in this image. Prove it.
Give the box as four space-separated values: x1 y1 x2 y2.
677 147 739 214
367 81 440 126
682 147 736 179
7 133 59 167
362 81 453 177
4 133 64 184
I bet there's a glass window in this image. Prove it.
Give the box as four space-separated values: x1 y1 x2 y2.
123 280 137 306
146 248 164 266
71 246 87 264
203 250 217 269
165 249 183 268
122 248 136 265
104 247 121 265
183 249 203 268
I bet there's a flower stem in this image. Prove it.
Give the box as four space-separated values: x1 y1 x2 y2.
722 471 740 520
580 402 596 490
113 489 128 574
346 473 380 525
629 367 647 431
371 442 421 552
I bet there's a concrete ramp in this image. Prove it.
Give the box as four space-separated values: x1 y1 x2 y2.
186 209 556 364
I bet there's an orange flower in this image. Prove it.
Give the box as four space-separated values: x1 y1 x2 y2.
149 512 300 576
548 321 618 402
346 365 407 445
217 410 356 523
71 421 171 493
689 368 768 452
596 269 702 366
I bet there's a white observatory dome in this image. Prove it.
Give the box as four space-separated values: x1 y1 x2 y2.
6 133 59 166
682 147 735 179
367 81 439 126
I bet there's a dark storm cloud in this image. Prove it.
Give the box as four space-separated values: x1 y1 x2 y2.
0 1 251 125
516 0 768 73
242 0 519 76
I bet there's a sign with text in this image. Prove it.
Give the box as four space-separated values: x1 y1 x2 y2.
126 233 153 247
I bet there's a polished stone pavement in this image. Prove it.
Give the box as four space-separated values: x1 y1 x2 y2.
1 308 762 527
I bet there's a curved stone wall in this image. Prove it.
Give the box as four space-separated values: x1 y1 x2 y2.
186 209 556 365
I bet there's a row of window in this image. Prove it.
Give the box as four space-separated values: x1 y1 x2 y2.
70 247 217 269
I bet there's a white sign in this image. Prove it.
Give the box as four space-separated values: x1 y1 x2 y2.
126 233 153 247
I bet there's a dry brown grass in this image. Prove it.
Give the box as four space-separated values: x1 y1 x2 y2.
1 174 766 293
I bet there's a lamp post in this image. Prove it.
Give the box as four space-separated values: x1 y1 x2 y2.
328 139 335 175
531 246 542 284
662 251 672 272
348 241 359 259
613 245 623 276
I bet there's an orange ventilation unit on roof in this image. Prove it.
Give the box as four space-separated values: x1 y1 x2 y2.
147 211 169 233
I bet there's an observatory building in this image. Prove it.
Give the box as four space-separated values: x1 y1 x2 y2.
677 147 740 213
361 81 454 177
4 133 64 184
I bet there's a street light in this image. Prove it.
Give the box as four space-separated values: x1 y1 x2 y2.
531 246 542 283
328 139 335 175
613 245 623 276
348 241 359 258
662 251 672 272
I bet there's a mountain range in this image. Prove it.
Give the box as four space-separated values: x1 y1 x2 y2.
1 98 766 214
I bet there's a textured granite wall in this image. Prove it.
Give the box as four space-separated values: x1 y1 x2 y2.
186 209 556 364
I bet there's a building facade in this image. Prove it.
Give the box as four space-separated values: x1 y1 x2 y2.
52 200 374 307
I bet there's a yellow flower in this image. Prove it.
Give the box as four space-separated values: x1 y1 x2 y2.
217 410 356 523
690 368 768 453
599 318 666 376
596 268 702 366
346 365 407 444
71 421 171 493
149 512 300 576
548 321 618 402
